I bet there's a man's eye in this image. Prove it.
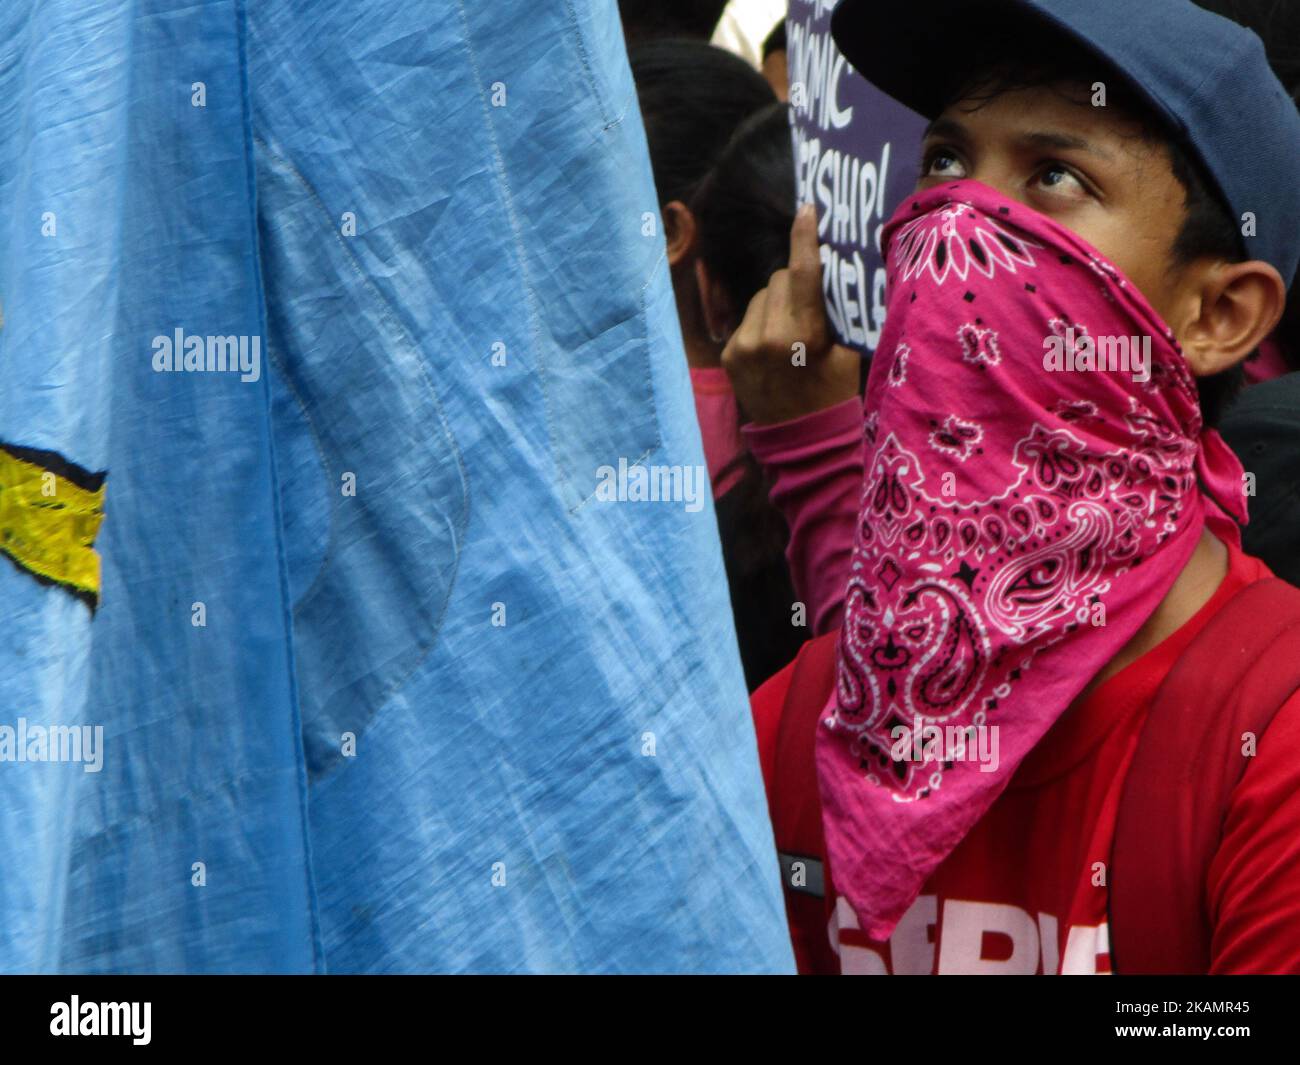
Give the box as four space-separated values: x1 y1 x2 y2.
1036 164 1085 193
925 150 966 178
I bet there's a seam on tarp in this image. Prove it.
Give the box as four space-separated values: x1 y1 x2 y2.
456 0 662 510
568 247 666 515
252 134 473 617
257 327 335 611
562 0 620 131
454 0 560 493
235 0 325 976
250 134 472 785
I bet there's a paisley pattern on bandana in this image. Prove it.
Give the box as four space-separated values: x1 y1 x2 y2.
926 414 984 461
891 200 1041 286
958 323 1002 366
817 181 1249 942
887 343 910 387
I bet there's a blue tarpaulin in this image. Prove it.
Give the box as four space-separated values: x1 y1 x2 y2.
0 0 794 973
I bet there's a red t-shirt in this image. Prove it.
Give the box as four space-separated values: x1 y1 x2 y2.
753 543 1300 974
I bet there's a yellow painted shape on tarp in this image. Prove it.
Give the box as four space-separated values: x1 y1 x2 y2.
0 447 105 605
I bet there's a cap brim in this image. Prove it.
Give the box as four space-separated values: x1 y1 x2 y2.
830 0 1069 118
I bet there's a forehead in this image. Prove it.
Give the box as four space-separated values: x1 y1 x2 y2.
930 82 1160 162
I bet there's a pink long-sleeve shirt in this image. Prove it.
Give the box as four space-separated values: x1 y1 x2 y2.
742 396 865 635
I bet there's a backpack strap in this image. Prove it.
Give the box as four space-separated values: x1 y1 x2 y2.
770 630 839 973
1110 577 1300 974
773 631 838 875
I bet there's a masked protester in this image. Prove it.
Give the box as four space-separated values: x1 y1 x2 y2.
734 0 1300 974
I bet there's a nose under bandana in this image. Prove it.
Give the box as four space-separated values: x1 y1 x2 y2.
818 180 1248 941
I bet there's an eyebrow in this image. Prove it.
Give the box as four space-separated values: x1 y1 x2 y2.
922 116 969 144
922 116 1116 162
1016 130 1116 161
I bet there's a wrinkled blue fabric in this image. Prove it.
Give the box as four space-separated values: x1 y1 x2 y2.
0 0 794 974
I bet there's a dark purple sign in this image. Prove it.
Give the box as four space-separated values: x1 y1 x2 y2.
787 0 927 356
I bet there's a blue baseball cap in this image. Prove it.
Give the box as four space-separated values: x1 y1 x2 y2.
830 0 1300 287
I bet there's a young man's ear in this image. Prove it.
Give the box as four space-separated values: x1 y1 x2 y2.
693 257 734 345
1178 259 1287 377
662 200 697 268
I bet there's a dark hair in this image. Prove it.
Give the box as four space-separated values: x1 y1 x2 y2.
941 17 1254 425
691 103 799 577
687 102 808 686
618 1 729 46
762 19 787 61
691 103 797 323
630 40 776 209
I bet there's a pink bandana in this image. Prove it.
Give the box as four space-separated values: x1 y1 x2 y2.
818 180 1248 940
